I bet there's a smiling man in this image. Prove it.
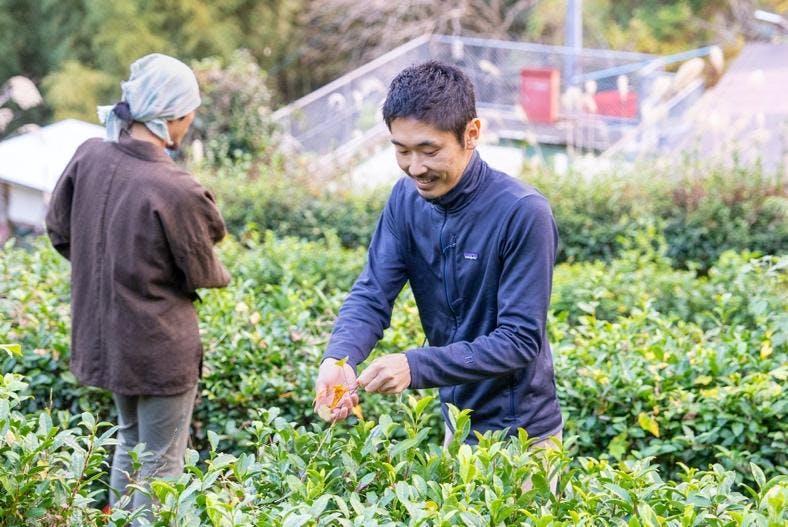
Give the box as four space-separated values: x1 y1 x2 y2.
315 61 563 476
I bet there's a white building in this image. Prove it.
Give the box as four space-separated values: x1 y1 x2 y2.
0 119 104 239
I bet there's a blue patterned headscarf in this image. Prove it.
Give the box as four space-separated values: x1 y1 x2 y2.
97 53 201 144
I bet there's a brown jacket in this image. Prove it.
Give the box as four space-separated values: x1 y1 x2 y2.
45 132 230 395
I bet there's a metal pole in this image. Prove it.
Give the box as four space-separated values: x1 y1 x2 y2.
565 0 583 85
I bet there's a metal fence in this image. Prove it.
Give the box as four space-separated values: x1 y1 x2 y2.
273 35 713 162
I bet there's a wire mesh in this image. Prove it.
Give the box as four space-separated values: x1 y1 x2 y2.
273 35 712 161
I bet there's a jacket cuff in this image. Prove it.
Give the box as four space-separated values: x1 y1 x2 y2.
404 349 425 389
322 348 362 373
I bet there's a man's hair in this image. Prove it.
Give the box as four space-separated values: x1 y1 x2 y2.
382 60 477 144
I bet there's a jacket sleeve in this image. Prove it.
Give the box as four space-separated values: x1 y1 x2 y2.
323 191 408 369
45 153 78 260
405 194 558 388
158 180 231 292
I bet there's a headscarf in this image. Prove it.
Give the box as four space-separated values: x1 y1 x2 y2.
97 53 201 144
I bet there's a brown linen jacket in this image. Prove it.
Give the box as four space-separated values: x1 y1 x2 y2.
45 132 231 395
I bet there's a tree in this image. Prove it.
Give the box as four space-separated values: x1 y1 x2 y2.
190 50 278 163
0 1 304 123
296 0 539 87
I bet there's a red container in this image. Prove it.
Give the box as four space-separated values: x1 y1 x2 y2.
593 90 638 118
519 68 560 123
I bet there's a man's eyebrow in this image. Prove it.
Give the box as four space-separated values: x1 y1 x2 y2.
391 139 439 148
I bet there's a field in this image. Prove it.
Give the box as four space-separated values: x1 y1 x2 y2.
2 204 786 525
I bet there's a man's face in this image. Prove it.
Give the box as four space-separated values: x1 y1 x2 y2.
390 117 480 200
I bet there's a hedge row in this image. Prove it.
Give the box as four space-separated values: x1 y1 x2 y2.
196 158 786 271
2 232 785 484
1 373 786 526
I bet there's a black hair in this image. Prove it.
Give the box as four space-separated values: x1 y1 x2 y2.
382 60 477 144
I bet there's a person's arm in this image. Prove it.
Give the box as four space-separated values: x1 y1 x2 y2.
322 194 408 370
404 194 557 388
316 192 408 420
157 180 231 292
45 152 79 260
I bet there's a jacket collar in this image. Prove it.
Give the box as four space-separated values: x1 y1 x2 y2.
429 150 486 211
112 130 173 163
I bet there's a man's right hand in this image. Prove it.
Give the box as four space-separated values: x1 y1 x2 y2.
314 358 359 423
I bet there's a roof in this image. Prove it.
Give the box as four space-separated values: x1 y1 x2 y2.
0 118 105 192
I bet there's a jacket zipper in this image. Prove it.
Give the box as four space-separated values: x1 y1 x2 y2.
439 210 458 335
440 210 460 408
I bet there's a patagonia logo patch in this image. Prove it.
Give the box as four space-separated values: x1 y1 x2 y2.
464 252 479 260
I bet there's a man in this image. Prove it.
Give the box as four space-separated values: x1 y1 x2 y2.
46 54 230 516
315 60 563 463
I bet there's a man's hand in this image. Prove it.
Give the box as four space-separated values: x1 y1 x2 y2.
314 358 359 423
357 353 411 394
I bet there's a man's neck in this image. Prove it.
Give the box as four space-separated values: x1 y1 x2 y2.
129 122 166 149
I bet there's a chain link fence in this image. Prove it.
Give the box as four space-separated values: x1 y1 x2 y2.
273 35 714 164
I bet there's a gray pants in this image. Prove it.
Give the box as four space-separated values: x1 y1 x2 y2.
109 384 197 518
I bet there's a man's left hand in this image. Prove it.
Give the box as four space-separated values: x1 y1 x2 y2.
357 353 411 394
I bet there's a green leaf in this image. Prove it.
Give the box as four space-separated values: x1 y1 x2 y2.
282 513 311 527
354 472 375 492
285 474 304 495
150 480 176 501
80 412 95 430
608 431 628 460
389 437 418 459
638 413 660 437
732 422 744 437
0 344 21 357
605 483 633 506
210 453 236 469
184 448 199 467
637 502 661 527
207 430 220 452
750 462 765 489
349 492 365 516
309 494 330 517
413 394 434 419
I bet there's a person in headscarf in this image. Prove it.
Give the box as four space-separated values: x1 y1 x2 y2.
46 53 231 520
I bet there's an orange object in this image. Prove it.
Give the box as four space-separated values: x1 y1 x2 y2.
519 68 560 123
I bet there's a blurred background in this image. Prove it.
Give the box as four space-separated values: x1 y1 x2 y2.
1 5 786 519
0 0 786 245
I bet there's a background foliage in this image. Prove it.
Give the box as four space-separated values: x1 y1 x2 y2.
2 0 787 134
1 1 787 523
196 157 786 272
2 224 786 523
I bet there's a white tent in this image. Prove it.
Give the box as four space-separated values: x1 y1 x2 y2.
0 119 105 227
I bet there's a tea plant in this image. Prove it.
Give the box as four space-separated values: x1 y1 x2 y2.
1 375 785 525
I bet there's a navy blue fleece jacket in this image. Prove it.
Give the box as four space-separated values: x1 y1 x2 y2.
324 151 562 440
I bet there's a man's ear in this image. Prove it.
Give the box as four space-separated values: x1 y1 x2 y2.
464 118 481 150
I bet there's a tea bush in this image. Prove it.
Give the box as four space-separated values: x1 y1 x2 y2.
2 230 785 488
530 162 786 271
197 157 386 248
1 374 786 526
0 372 117 526
198 159 786 271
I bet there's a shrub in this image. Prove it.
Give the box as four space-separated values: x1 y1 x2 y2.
528 161 786 271
0 372 117 526
1 375 787 525
3 232 785 486
190 49 279 164
195 156 387 248
198 157 786 270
